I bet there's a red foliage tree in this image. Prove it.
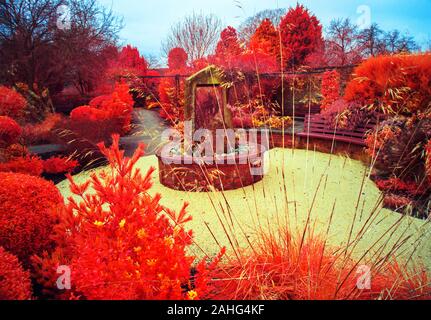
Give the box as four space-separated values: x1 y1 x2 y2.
0 86 27 120
321 70 341 111
109 45 148 77
279 4 323 68
344 54 431 115
168 48 189 71
215 26 243 60
250 18 279 57
0 172 63 267
34 135 223 300
0 247 32 300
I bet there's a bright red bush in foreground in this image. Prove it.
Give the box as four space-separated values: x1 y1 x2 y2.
0 172 63 267
0 247 32 300
321 70 341 111
213 228 430 300
0 116 22 145
0 86 27 119
43 157 78 174
0 155 44 176
35 135 223 300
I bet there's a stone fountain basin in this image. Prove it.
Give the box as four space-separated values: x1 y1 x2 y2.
156 144 267 192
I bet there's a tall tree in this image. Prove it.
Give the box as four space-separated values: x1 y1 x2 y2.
357 23 385 57
215 26 243 59
249 18 279 57
279 4 323 69
238 8 286 44
0 0 122 95
325 18 362 66
382 30 418 54
162 12 222 62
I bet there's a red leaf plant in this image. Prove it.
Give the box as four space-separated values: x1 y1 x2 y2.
0 247 32 300
344 54 431 115
43 157 79 175
0 172 63 268
383 194 413 210
0 86 27 119
321 70 341 111
68 83 134 143
0 116 22 145
0 155 44 176
212 228 430 300
33 135 224 300
376 178 428 197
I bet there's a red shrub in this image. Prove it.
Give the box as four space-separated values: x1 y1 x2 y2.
0 247 32 300
35 135 223 300
69 83 134 141
0 155 44 176
70 105 108 122
22 113 63 145
383 194 413 209
43 157 79 174
321 70 341 111
0 86 27 119
158 78 184 124
1 144 29 162
213 228 430 300
344 54 431 114
376 178 428 197
0 172 63 267
0 116 22 145
279 4 323 68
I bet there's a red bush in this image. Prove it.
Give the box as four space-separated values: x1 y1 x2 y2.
383 194 413 209
213 228 430 300
0 155 44 176
279 4 323 68
0 86 27 119
43 157 79 174
376 178 428 197
0 172 63 267
0 116 22 145
344 54 431 114
22 113 63 145
0 247 32 300
69 83 134 141
321 70 341 111
35 135 223 300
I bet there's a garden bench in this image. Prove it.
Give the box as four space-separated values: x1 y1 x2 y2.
297 114 378 146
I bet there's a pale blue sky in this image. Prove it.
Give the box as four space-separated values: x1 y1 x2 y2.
99 0 431 57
